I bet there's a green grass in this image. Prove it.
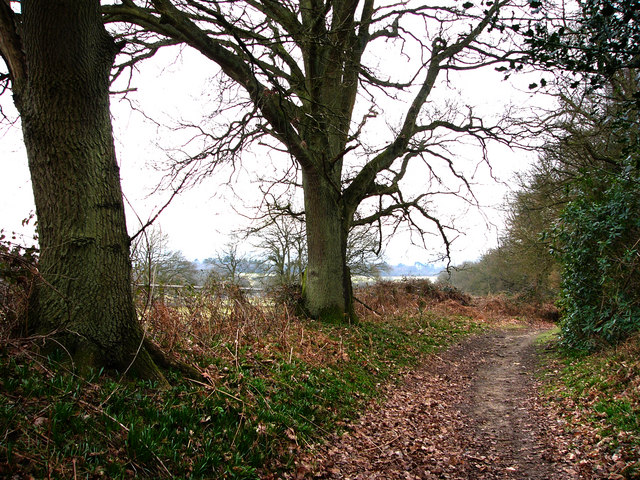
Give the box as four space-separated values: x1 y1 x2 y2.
0 312 484 479
537 333 640 475
535 325 561 345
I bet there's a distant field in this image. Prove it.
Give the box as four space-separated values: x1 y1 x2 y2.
354 275 439 285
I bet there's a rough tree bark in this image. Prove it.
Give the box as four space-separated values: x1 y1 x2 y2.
302 168 355 322
0 0 164 380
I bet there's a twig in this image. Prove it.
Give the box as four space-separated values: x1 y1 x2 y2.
234 327 241 372
363 433 402 453
354 296 382 316
230 413 245 448
88 402 172 477
213 385 245 405
294 412 333 436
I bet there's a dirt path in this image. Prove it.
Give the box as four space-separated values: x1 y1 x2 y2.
455 329 573 479
293 327 589 479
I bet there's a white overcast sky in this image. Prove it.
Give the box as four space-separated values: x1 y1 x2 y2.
0 40 545 266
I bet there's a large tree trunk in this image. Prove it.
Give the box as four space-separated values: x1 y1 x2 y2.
302 169 355 323
13 0 164 381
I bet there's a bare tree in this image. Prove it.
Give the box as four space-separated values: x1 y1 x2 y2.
253 214 307 286
104 0 525 321
205 241 253 286
346 225 389 278
251 199 401 284
131 226 199 306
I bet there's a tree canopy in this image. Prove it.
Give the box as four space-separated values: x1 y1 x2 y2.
102 0 527 321
525 0 640 85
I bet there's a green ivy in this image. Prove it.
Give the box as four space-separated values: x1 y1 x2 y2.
553 162 640 349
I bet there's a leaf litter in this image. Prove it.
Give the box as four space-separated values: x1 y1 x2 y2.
291 327 624 479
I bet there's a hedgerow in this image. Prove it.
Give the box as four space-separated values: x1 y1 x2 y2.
553 163 640 349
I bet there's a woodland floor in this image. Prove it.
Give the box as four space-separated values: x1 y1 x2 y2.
290 326 606 480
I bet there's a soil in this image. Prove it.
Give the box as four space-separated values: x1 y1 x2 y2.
292 327 597 479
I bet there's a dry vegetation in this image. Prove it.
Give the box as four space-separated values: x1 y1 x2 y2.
2 274 638 478
141 279 555 372
2 278 503 479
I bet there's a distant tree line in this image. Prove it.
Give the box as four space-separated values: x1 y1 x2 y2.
131 218 388 303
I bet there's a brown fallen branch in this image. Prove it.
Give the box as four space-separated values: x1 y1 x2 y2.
354 296 382 316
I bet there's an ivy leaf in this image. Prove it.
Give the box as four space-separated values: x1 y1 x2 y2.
528 82 538 89
462 2 474 8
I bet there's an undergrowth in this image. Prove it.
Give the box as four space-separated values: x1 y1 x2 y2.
539 333 640 478
1 280 487 479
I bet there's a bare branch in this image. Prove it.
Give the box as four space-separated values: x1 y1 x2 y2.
343 0 508 214
0 0 25 88
129 171 192 243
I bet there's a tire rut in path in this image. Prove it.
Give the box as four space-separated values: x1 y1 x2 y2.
296 328 581 480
